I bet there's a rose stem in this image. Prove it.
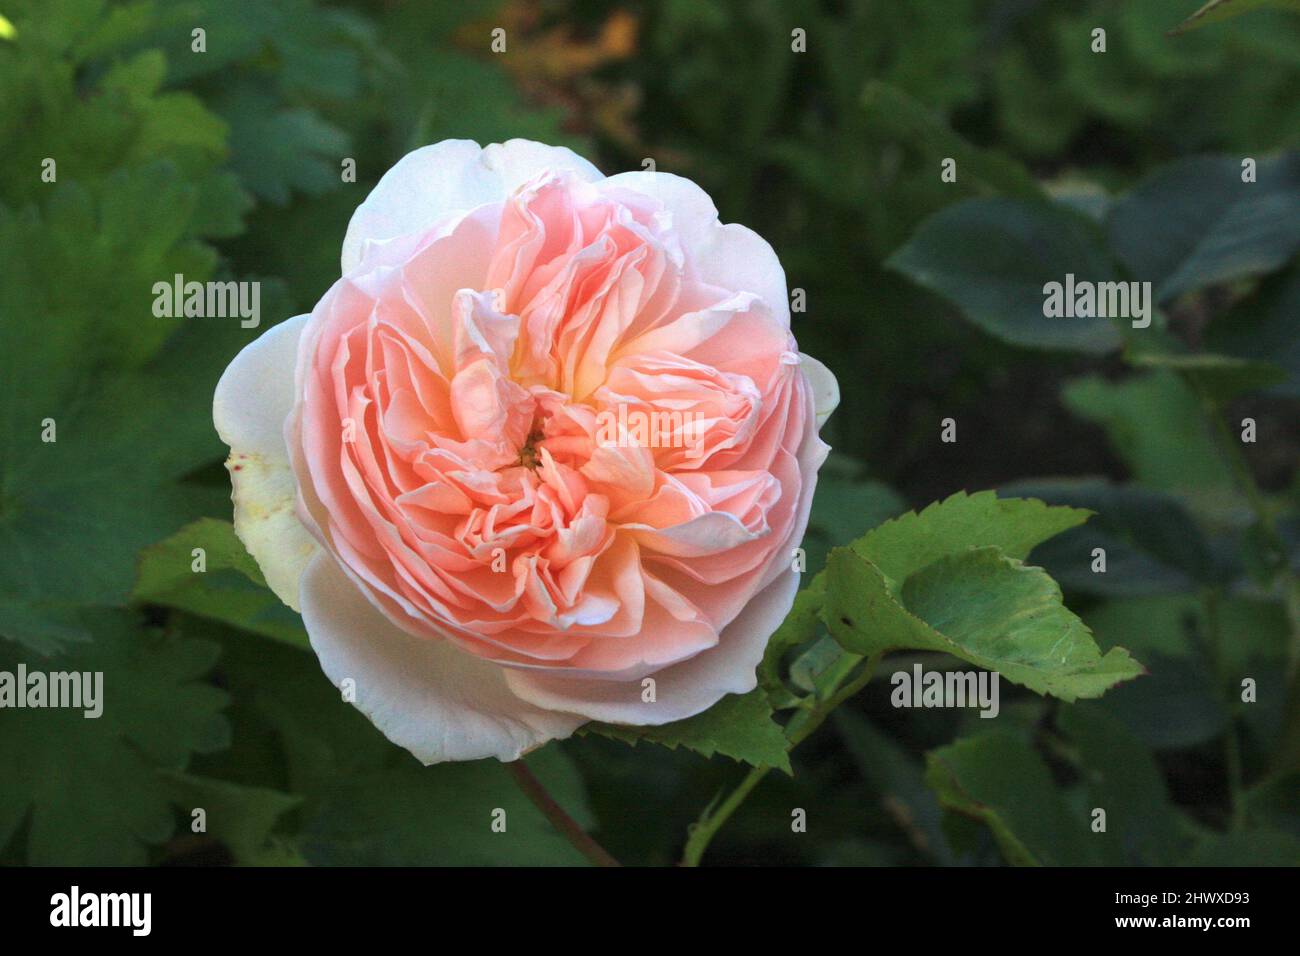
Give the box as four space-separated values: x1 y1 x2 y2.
506 759 622 867
680 651 885 866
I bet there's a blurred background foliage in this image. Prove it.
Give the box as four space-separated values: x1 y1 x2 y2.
0 0 1297 865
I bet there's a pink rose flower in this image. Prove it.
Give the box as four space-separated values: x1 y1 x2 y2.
213 140 839 764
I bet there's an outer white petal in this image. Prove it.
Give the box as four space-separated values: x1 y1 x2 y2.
301 552 586 764
503 570 801 725
602 170 791 327
341 138 603 274
800 352 840 428
213 315 318 610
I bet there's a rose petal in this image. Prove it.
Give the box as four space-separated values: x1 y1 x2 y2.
799 352 840 428
503 569 800 725
602 171 790 327
213 315 319 610
342 139 602 274
301 552 585 764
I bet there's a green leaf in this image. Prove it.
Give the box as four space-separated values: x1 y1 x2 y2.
297 744 597 866
887 198 1124 353
0 599 91 657
191 171 256 240
1129 352 1288 405
818 492 1142 703
1062 371 1234 495
1205 263 1300 396
850 490 1092 582
1081 595 1293 751
925 732 1092 865
0 163 212 375
758 576 826 709
1170 0 1300 35
1058 704 1185 864
0 145 277 618
214 86 350 204
1106 153 1300 302
828 545 1143 701
148 0 372 99
587 689 792 774
0 317 247 611
789 634 857 699
0 611 229 864
160 772 302 865
0 8 238 218
134 519 309 650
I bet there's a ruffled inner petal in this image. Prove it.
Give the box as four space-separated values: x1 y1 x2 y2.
291 166 821 680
